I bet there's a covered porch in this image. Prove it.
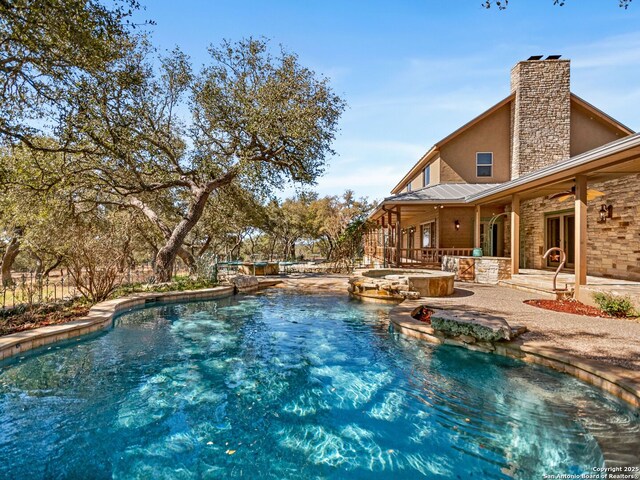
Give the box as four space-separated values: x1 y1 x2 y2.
467 133 640 302
364 183 503 268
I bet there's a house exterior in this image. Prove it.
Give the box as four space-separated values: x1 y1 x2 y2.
365 56 640 298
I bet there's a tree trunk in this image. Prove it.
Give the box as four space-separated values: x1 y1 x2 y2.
1 237 20 286
177 247 196 274
197 235 212 257
34 254 43 275
42 257 63 278
153 185 214 282
268 237 277 261
155 248 176 282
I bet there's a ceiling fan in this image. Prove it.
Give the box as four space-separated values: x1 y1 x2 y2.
547 185 605 202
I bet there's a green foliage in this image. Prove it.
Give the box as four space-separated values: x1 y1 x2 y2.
1 10 345 284
592 292 636 317
0 0 142 143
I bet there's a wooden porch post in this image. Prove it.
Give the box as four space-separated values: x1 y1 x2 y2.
510 194 520 275
395 207 402 267
474 205 482 249
574 175 588 298
387 211 393 250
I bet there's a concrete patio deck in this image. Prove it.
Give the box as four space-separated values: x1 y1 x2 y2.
417 281 640 371
500 268 640 308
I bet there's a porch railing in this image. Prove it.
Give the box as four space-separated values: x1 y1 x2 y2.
367 246 474 268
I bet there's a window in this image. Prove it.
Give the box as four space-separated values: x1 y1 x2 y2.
407 181 412 192
421 221 436 248
423 165 431 187
476 152 493 177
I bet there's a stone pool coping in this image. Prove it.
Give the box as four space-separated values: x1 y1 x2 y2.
0 278 283 361
390 298 640 409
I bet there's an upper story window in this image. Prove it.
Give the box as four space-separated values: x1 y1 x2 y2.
423 165 431 187
476 152 493 177
407 181 412 192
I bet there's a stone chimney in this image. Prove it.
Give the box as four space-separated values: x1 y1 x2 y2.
510 57 571 178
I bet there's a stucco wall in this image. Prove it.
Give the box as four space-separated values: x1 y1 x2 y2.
401 157 442 193
439 207 475 248
400 208 439 249
570 101 628 157
438 104 511 184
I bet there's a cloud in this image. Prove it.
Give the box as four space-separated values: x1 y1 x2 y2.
569 32 640 69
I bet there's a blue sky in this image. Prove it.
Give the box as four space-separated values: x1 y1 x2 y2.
137 0 640 201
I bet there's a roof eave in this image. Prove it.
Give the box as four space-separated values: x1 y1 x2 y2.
389 94 515 195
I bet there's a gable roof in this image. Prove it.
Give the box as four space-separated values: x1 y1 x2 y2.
570 93 634 135
390 93 634 195
465 132 640 205
390 94 514 194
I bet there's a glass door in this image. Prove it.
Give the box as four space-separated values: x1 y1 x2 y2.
480 222 500 257
545 214 575 269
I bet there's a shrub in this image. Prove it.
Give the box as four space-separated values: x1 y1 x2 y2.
592 292 635 317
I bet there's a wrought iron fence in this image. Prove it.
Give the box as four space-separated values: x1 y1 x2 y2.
1 258 355 311
0 263 186 310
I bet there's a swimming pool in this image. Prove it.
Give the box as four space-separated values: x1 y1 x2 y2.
0 290 638 478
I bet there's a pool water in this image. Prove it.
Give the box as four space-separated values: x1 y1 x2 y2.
0 290 638 479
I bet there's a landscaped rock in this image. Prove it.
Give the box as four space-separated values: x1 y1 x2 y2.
349 269 456 302
230 275 259 292
431 309 512 342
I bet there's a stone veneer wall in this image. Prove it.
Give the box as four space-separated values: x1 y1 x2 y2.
510 59 571 178
475 257 512 283
519 174 640 280
442 255 511 284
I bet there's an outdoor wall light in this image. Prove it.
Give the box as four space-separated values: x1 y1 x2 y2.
454 219 460 230
598 204 612 223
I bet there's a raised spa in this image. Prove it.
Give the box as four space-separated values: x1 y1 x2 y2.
1 291 638 478
349 268 455 301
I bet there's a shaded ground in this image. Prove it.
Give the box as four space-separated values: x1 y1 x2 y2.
0 302 90 336
274 273 349 292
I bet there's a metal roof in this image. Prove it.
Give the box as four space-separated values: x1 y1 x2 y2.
383 183 503 203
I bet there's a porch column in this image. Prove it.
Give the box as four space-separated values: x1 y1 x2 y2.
474 205 482 249
574 175 588 298
510 194 520 274
395 207 402 266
